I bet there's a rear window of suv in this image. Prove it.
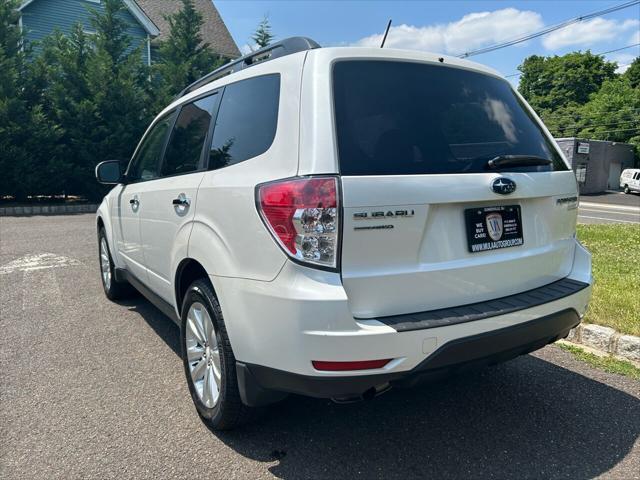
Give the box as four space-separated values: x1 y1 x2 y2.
209 74 280 170
332 60 567 176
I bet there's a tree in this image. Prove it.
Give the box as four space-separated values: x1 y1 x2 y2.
577 76 640 144
153 0 224 109
39 0 152 200
3 0 237 200
0 0 61 200
251 15 274 48
518 51 617 114
623 57 640 89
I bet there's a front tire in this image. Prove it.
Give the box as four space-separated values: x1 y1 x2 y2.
180 279 257 430
98 228 134 300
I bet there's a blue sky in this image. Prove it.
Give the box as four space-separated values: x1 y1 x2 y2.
215 1 640 82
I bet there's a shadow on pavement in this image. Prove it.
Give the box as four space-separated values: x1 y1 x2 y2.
125 296 640 479
117 296 182 357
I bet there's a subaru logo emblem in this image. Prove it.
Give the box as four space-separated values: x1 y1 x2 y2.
491 177 516 195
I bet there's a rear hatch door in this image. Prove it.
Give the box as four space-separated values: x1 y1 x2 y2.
333 60 578 318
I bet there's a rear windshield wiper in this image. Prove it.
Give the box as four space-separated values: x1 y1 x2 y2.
486 155 552 169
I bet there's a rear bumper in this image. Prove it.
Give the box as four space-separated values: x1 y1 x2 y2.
237 308 580 404
211 239 592 406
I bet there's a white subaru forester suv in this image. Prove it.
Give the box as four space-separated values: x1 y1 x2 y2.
96 38 592 430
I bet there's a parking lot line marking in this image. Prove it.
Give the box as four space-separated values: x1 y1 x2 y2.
0 253 80 275
579 202 640 212
577 215 639 224
579 207 640 217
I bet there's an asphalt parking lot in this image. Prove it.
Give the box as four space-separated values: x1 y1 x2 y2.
578 192 640 225
1 214 639 479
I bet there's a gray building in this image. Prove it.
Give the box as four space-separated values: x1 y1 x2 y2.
555 138 636 194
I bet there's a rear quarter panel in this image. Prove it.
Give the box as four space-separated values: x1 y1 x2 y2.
188 53 307 282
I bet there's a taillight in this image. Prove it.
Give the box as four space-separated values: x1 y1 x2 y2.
257 176 339 269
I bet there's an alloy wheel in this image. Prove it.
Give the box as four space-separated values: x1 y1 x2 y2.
100 238 111 290
185 302 222 408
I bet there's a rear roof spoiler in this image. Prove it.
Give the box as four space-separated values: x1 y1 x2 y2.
175 37 321 100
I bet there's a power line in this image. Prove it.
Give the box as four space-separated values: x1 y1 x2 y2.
505 43 640 78
549 119 639 129
597 42 640 56
541 112 640 124
542 114 638 128
541 105 640 117
581 127 639 133
615 61 636 69
576 127 640 136
554 125 640 133
459 0 640 58
553 129 640 142
543 111 640 123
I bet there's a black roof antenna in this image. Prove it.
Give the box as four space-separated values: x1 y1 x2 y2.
380 19 392 48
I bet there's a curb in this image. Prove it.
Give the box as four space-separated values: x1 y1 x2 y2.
566 323 640 363
0 204 99 216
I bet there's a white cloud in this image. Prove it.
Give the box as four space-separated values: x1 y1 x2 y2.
354 8 543 56
630 29 640 45
542 17 639 50
610 53 637 73
616 62 631 74
240 43 260 55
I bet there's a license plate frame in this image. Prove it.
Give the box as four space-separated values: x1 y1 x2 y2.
464 205 523 253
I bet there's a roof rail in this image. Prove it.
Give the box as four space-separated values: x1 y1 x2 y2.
176 37 321 99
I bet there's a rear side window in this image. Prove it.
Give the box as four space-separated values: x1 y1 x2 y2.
209 74 280 170
333 61 567 176
162 94 218 177
128 113 174 182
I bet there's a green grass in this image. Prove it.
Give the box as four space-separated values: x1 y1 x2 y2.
558 343 640 380
577 224 640 336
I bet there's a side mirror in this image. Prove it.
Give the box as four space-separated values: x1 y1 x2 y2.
95 160 124 185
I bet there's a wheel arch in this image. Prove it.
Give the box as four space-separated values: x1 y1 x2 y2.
174 258 213 314
95 200 122 268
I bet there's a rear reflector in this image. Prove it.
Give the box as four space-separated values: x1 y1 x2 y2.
312 359 391 371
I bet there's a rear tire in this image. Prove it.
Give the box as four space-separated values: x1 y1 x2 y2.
624 185 631 194
180 279 259 430
98 228 134 300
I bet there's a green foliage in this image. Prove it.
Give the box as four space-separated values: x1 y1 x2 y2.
252 15 274 48
518 51 639 154
0 0 22 60
518 51 617 113
0 0 61 200
153 0 224 109
0 0 229 201
623 57 640 89
36 0 152 200
557 343 640 380
576 76 640 143
576 224 640 336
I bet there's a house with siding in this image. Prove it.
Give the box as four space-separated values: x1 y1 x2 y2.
18 0 240 66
